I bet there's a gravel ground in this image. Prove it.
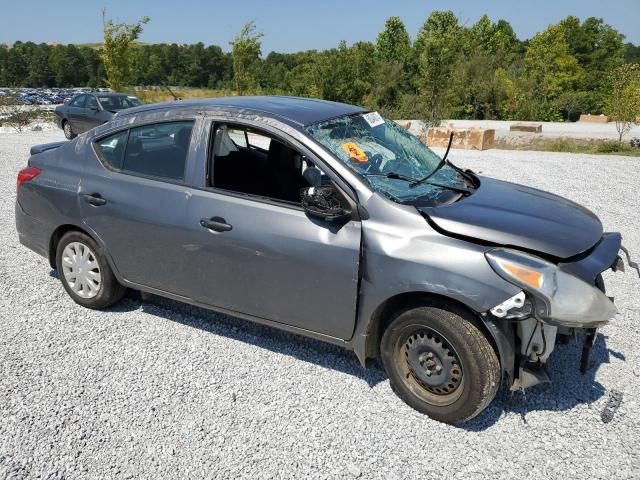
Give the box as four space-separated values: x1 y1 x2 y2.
1 130 639 479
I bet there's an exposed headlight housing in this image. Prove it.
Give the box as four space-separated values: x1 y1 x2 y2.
485 248 617 328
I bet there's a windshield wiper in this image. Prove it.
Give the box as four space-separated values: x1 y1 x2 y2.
409 132 454 188
362 171 472 196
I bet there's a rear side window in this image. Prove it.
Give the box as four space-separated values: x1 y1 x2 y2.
122 121 194 181
94 121 194 181
96 131 127 169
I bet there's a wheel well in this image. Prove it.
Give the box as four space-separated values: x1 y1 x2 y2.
364 292 500 365
48 224 92 268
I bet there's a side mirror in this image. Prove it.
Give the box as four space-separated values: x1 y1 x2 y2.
90 105 100 112
301 186 351 222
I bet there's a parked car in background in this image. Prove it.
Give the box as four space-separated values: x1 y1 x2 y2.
16 96 632 423
54 93 143 139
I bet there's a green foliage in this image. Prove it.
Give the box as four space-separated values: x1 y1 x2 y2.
101 10 150 92
230 21 263 95
0 11 638 125
376 17 411 64
415 10 462 124
605 63 640 142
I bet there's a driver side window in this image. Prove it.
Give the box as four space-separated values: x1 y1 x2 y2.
209 123 325 204
70 95 86 108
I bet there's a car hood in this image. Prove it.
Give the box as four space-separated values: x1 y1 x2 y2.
418 177 602 259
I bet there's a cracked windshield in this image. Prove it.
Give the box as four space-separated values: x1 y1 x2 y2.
306 113 473 206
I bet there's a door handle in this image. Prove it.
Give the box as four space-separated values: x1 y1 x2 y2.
200 216 232 232
82 193 107 206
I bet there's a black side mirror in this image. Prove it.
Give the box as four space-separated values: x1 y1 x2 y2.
90 105 100 112
301 185 351 222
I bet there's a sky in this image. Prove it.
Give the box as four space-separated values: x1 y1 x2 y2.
1 0 639 54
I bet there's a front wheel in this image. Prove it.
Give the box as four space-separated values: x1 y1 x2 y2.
380 304 501 424
62 120 76 140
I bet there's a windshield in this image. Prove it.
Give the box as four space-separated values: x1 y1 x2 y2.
305 113 472 206
98 95 143 111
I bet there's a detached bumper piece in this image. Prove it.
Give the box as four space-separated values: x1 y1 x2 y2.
579 328 597 374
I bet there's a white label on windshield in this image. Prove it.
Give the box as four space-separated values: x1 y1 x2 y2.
362 111 384 128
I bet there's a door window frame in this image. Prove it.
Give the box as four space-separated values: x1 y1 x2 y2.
205 120 358 211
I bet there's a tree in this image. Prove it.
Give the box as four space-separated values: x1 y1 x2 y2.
376 17 411 64
605 64 640 142
230 21 263 95
525 25 583 100
415 11 462 124
101 10 149 92
559 16 626 91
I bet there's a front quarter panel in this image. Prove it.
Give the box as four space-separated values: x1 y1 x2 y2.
352 193 520 358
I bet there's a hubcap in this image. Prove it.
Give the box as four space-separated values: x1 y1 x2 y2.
404 329 463 396
61 242 101 299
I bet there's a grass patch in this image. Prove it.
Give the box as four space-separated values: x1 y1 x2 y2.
495 137 640 157
543 138 640 156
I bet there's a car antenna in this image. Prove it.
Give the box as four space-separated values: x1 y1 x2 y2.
161 83 181 101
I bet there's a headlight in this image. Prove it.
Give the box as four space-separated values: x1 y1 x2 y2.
485 248 617 327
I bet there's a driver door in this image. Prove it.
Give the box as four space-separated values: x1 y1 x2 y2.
183 123 362 340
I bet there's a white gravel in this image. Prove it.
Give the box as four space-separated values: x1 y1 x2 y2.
1 130 639 479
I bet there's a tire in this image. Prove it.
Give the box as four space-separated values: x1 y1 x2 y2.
380 304 501 424
62 120 76 140
55 231 125 309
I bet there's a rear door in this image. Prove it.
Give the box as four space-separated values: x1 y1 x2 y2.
79 119 197 295
67 95 86 132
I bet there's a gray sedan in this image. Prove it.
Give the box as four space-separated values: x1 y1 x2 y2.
16 96 631 423
54 92 143 139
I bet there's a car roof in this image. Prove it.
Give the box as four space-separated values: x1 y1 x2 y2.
117 96 368 127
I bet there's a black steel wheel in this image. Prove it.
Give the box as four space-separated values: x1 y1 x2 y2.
381 303 501 424
403 328 464 405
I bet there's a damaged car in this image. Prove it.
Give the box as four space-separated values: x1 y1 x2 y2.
15 96 634 423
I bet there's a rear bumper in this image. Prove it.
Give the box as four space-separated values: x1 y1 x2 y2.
15 200 49 259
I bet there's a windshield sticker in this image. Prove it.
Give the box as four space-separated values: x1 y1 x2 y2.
362 111 384 128
342 142 368 162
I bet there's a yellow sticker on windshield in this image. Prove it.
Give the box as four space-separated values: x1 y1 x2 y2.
342 142 368 163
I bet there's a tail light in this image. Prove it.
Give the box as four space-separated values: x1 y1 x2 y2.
17 166 41 189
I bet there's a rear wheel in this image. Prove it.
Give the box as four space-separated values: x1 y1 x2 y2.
62 120 76 140
380 304 501 424
55 231 125 309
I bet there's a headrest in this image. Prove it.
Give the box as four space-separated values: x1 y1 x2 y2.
126 136 143 155
214 126 239 157
175 127 191 150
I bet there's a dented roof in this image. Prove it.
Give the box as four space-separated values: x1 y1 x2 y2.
117 95 368 127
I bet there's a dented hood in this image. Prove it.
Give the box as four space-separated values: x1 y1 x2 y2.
419 177 603 259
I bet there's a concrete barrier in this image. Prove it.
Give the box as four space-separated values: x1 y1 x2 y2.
579 114 609 123
424 123 495 150
510 123 542 133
